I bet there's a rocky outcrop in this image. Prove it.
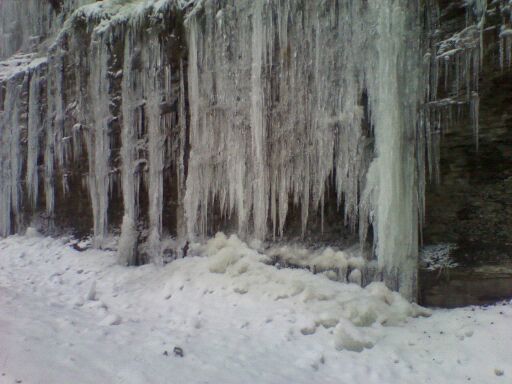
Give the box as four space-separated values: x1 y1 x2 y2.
421 0 512 306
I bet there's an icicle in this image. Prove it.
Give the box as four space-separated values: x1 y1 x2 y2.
176 58 188 242
8 77 24 233
0 77 21 236
184 17 201 240
26 63 47 208
364 1 421 298
44 91 56 223
146 37 166 265
250 0 268 240
119 28 140 266
471 92 480 151
87 33 111 248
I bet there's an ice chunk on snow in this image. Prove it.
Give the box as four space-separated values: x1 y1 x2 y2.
334 319 375 352
25 227 41 238
348 269 362 285
208 248 244 274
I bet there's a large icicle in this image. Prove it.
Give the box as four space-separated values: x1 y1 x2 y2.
0 75 23 236
26 62 48 210
86 33 112 247
116 1 186 265
363 1 422 298
119 28 141 266
249 0 268 240
146 35 166 265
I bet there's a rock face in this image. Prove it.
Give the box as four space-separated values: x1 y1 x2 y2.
420 264 512 307
0 0 509 302
424 0 512 265
424 70 512 266
421 0 512 306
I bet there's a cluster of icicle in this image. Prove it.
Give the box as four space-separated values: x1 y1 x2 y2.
425 0 512 154
185 0 424 298
498 0 512 67
1 0 510 299
0 0 93 59
0 0 187 268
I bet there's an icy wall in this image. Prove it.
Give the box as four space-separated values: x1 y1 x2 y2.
0 0 95 59
0 0 188 268
185 0 424 298
0 0 508 299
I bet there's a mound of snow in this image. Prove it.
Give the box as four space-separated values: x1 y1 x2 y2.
189 233 430 338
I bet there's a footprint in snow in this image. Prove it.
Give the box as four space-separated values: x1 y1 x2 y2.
85 280 96 301
99 314 122 326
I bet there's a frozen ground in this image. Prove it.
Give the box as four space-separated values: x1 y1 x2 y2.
0 233 510 384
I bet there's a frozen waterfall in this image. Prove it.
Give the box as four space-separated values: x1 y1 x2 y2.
0 0 502 300
184 0 423 298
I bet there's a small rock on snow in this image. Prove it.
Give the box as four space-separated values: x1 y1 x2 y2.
173 347 184 357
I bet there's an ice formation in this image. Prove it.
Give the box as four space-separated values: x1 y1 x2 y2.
0 0 508 299
0 0 95 59
1 0 188 264
184 0 425 297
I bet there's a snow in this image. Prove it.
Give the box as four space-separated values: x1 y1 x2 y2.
0 234 511 383
420 244 459 271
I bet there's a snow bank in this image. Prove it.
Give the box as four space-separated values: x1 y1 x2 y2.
0 234 510 384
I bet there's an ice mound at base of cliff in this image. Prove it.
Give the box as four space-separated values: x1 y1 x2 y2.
186 232 430 350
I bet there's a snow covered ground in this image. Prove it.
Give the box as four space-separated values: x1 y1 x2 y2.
0 233 510 384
